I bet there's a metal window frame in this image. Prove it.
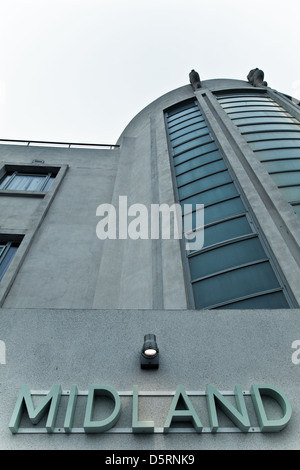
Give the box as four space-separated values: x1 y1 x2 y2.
0 171 53 192
202 287 286 310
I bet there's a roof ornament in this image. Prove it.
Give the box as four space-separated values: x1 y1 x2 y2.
189 69 201 90
247 68 268 87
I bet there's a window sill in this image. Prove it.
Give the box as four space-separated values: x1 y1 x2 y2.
0 190 46 198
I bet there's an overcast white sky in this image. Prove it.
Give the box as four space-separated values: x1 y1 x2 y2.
0 0 299 145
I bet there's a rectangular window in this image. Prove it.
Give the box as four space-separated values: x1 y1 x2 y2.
0 241 19 281
0 171 55 192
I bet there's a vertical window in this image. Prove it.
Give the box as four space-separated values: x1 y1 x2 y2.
0 242 18 281
165 100 292 309
215 91 300 217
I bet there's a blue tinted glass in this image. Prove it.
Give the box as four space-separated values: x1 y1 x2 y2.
178 171 231 200
270 171 300 186
167 110 200 126
0 245 18 281
250 139 300 151
229 111 289 119
168 116 205 133
189 236 265 279
177 160 227 186
246 131 300 142
220 291 289 309
204 197 245 225
218 96 271 104
279 186 300 202
171 128 209 147
202 215 252 248
264 159 300 172
224 105 280 114
169 121 207 139
173 135 212 156
240 123 300 134
233 117 296 126
175 151 221 175
43 177 55 191
174 142 218 165
0 175 12 189
168 102 197 116
259 149 300 161
192 261 280 308
181 182 238 207
221 100 276 108
167 106 199 122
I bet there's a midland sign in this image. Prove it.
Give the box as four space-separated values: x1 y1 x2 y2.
9 383 292 434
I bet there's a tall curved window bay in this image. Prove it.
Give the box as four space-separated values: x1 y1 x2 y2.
215 91 300 217
165 100 293 309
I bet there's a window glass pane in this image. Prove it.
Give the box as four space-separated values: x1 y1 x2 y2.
174 150 221 175
173 134 212 156
270 171 300 186
178 171 231 199
224 105 280 114
7 175 44 191
250 139 300 152
167 106 198 121
246 131 300 142
181 182 238 207
218 97 271 105
167 110 200 126
203 215 251 248
0 245 18 281
233 117 296 126
220 291 289 309
167 102 197 116
177 160 227 186
43 177 55 191
171 128 209 147
192 261 280 308
278 186 300 202
204 197 245 225
259 149 300 161
169 121 207 139
264 159 300 173
168 116 205 133
189 236 265 279
174 142 218 165
221 101 277 109
229 111 289 119
0 171 54 191
0 174 12 189
241 123 300 134
218 93 267 99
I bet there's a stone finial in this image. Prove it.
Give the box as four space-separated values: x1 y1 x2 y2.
189 69 201 90
247 68 268 87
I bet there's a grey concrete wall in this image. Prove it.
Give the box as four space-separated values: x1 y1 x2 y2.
0 308 300 450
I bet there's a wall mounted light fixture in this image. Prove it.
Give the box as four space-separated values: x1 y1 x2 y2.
140 334 159 369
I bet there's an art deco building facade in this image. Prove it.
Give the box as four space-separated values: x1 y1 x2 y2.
0 71 300 450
